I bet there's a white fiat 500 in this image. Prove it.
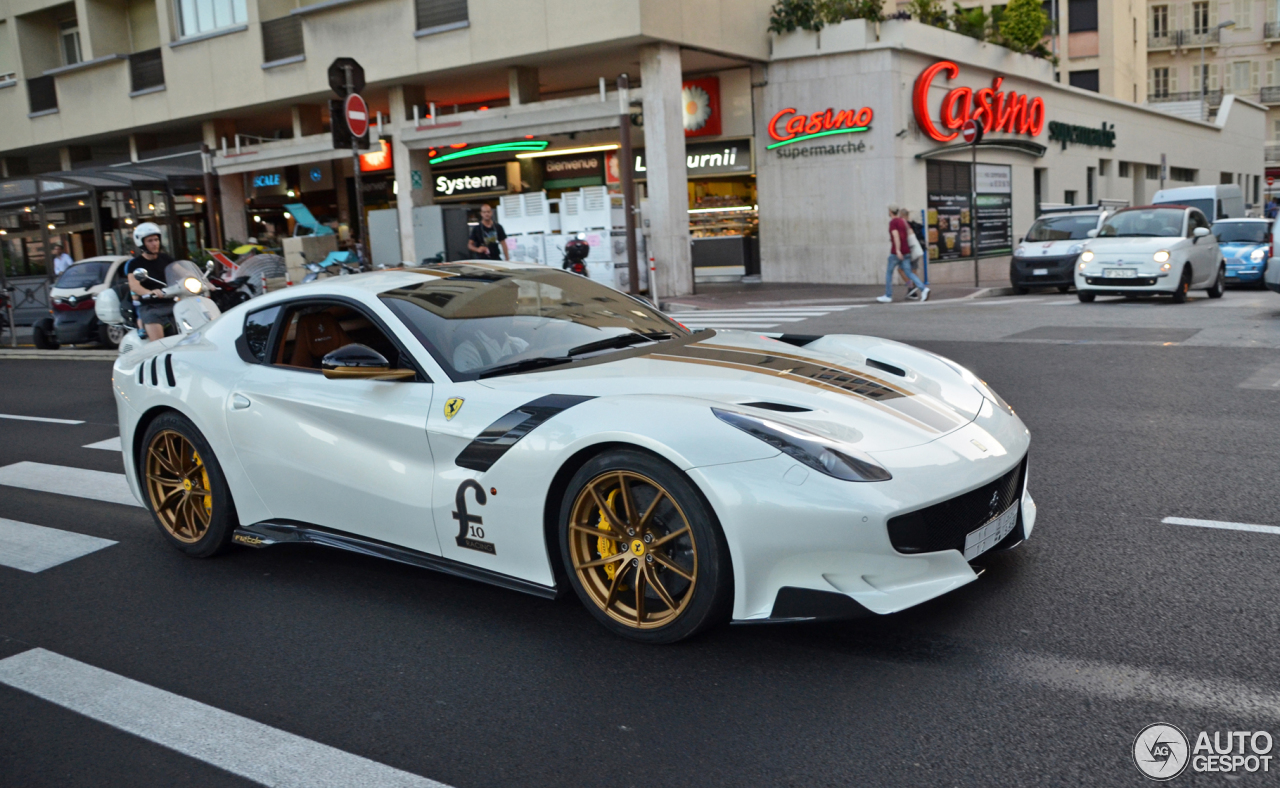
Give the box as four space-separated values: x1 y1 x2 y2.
1074 205 1226 303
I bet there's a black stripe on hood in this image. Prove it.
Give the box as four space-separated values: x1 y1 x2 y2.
455 394 595 472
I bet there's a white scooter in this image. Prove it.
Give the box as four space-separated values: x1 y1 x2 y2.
95 260 222 354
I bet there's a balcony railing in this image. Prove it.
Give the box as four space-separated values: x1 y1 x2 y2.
129 48 164 94
1148 28 1221 49
1267 21 1280 38
1262 86 1280 104
27 75 56 114
1148 89 1223 105
262 16 304 64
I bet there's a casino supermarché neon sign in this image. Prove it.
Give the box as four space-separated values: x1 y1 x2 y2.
913 61 1045 143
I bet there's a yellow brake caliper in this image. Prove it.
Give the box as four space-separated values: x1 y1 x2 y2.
192 450 213 516
596 489 622 581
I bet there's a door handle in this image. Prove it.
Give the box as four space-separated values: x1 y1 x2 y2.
231 394 251 410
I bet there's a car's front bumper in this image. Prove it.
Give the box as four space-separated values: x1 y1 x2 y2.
54 309 100 344
1010 255 1077 288
1225 265 1265 284
1267 258 1280 293
694 400 1033 622
1075 268 1175 294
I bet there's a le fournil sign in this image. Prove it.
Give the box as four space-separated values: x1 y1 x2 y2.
1047 121 1116 150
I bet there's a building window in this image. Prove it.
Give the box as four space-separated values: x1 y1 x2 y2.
1099 159 1110 176
1064 190 1077 205
1069 69 1100 92
177 0 248 39
1147 164 1161 180
1233 0 1252 29
1221 172 1235 184
1231 61 1252 91
1151 67 1171 98
59 19 81 66
1087 167 1096 203
1119 161 1130 177
1068 0 1098 31
415 0 468 34
1152 4 1169 37
1170 166 1196 181
1273 119 1280 139
1193 1 1210 34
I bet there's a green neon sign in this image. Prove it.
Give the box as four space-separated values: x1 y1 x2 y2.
765 127 869 150
429 141 549 164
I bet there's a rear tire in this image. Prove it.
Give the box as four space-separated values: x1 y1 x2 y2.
1171 269 1191 303
98 323 127 347
559 449 732 643
1206 265 1225 298
1077 291 1096 302
1057 285 1071 293
139 413 238 558
32 318 58 349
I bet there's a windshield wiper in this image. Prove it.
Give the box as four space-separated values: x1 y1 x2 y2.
565 331 671 358
477 356 575 379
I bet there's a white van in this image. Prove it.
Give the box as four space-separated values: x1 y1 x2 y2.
1152 184 1245 221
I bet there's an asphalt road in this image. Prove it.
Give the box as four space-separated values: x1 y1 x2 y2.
3 287 1280 786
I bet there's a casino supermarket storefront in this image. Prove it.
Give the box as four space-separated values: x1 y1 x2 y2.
754 20 1266 285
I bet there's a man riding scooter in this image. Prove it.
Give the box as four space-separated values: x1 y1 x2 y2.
125 222 175 341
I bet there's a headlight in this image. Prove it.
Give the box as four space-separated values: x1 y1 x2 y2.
711 408 892 482
1161 262 1172 271
1080 250 1094 263
1014 246 1027 257
1252 248 1267 262
1153 250 1170 263
1067 243 1085 255
182 277 202 294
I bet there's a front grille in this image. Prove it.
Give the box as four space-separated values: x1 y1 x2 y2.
1014 255 1076 270
1085 277 1158 286
887 455 1027 555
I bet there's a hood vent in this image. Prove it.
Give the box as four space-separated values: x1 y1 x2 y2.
866 359 906 378
741 401 812 413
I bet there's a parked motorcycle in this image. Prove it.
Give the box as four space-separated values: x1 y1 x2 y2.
562 233 589 276
95 260 222 354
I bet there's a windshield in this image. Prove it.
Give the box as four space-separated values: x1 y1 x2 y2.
382 265 686 380
1026 214 1100 241
1213 221 1270 244
164 260 210 289
1098 208 1186 238
55 261 111 289
1155 197 1215 219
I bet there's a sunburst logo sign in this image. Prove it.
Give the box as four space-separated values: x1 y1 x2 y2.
681 77 721 138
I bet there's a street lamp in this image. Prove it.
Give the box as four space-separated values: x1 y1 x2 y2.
1202 19 1235 120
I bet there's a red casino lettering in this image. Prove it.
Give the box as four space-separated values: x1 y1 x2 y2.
913 61 1046 142
768 106 875 142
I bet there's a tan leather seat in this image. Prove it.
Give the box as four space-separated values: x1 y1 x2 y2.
290 312 350 368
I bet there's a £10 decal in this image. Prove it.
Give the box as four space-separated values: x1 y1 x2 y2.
913 61 1045 143
453 479 496 554
767 106 874 149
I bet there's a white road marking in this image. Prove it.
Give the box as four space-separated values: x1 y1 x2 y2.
83 437 123 452
671 304 862 330
0 462 141 508
1239 361 1280 390
0 649 451 788
0 518 115 573
1162 516 1280 536
0 413 84 425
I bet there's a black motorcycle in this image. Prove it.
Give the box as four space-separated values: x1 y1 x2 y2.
562 234 590 276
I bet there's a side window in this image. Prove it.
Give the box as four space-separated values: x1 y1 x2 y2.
240 305 282 364
273 301 408 372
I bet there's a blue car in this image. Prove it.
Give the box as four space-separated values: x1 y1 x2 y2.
1212 218 1272 286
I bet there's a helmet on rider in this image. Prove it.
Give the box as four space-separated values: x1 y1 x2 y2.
132 222 163 250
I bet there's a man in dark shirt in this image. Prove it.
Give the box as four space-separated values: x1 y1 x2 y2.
466 204 509 260
125 222 176 340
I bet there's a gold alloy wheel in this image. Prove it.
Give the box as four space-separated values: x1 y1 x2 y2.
144 429 213 544
568 470 698 629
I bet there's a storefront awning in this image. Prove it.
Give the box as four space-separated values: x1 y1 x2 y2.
0 163 207 208
915 140 1047 159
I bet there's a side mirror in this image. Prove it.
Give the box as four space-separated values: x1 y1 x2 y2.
321 344 415 380
1086 229 1098 238
1017 236 1024 243
1193 227 1210 237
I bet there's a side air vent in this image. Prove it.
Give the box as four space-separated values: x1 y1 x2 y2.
866 359 906 378
137 365 144 385
741 401 812 413
164 354 176 387
774 334 822 348
150 357 158 386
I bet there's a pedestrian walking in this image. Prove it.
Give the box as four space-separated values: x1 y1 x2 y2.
51 243 74 277
467 204 509 261
899 208 926 300
878 205 929 303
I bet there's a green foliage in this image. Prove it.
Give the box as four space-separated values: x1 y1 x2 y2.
999 0 1050 52
905 0 949 26
950 3 990 39
821 0 886 24
768 0 824 32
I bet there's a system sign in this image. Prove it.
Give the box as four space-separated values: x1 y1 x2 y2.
913 61 1046 143
432 166 508 199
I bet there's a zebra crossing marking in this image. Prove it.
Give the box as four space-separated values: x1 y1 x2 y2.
83 437 123 452
0 461 141 508
0 518 116 573
0 413 84 425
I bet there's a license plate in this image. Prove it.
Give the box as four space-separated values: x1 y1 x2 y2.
1033 268 1048 275
1104 268 1137 278
963 504 1018 560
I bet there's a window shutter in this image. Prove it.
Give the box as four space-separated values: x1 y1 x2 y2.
1254 60 1261 89
1172 67 1179 91
1148 68 1154 96
1270 0 1278 22
1210 0 1218 26
1242 0 1253 28
1211 63 1220 89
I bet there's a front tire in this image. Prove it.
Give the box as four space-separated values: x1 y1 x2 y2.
559 449 732 643
140 413 238 558
1171 268 1191 303
32 318 58 349
1206 265 1225 298
98 322 127 347
1077 291 1096 302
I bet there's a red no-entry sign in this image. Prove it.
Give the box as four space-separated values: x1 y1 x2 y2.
1268 175 1275 187
344 93 369 138
961 118 984 145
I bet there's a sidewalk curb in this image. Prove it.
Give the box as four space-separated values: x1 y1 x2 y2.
965 286 1019 299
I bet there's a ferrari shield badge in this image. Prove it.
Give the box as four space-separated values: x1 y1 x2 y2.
444 397 465 421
